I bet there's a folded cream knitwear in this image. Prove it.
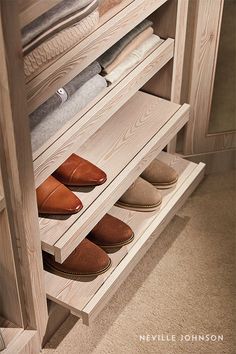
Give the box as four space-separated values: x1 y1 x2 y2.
105 34 163 85
22 0 95 47
104 27 154 74
99 19 153 68
30 61 101 121
24 9 99 78
30 74 107 152
23 0 99 54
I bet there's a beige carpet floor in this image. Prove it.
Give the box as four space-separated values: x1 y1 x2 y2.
43 171 236 354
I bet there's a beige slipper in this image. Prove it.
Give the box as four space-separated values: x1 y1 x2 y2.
141 159 178 189
116 177 162 212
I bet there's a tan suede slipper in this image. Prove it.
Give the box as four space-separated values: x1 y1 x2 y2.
141 159 178 189
116 177 162 212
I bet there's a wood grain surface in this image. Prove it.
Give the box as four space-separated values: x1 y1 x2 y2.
26 0 168 113
45 152 205 323
39 92 189 262
33 39 174 188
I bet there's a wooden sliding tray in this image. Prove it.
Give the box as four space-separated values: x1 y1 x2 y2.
26 0 168 113
40 91 190 262
45 152 205 325
33 38 174 187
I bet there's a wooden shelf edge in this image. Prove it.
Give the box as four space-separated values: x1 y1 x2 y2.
26 0 168 113
33 38 174 188
81 162 205 325
42 101 189 262
44 155 205 323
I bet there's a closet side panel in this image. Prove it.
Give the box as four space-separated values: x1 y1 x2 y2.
0 1 47 342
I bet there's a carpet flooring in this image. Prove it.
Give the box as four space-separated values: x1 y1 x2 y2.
43 170 236 354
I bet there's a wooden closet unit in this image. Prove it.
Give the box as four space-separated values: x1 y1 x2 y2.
0 0 205 352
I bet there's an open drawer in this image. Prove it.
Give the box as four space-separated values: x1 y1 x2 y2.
40 91 190 262
45 152 205 325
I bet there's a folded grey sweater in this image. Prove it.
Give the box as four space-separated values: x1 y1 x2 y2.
30 74 107 152
30 61 101 121
22 0 95 47
99 19 153 68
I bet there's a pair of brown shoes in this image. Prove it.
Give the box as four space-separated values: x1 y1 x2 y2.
37 154 107 215
43 214 134 278
116 159 178 212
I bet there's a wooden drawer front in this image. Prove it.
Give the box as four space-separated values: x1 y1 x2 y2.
33 38 174 187
26 0 168 113
40 92 190 261
45 152 205 324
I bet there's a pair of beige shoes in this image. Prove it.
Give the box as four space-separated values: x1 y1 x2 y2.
116 159 178 212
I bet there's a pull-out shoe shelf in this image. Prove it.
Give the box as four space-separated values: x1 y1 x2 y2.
43 89 205 325
40 91 190 262
45 152 205 325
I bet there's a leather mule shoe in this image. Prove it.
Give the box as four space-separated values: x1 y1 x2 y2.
43 238 111 278
87 214 134 249
36 175 83 215
53 153 107 187
116 177 162 212
141 159 178 189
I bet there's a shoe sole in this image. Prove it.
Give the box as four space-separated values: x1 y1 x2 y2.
93 232 135 250
115 200 162 212
152 178 178 190
44 257 112 280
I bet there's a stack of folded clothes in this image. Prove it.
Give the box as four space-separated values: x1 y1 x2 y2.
22 0 100 78
30 61 107 152
98 19 163 85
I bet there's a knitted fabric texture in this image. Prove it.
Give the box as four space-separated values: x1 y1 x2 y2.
24 9 99 78
105 35 162 85
30 74 107 152
23 0 98 54
99 19 153 68
22 0 95 47
30 61 101 121
104 27 153 74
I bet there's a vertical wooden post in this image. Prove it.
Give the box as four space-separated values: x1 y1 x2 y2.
183 0 225 154
0 0 47 344
167 0 189 153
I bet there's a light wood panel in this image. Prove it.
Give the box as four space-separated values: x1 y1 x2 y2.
26 0 168 113
183 0 236 154
142 0 189 153
185 149 236 175
18 0 62 28
0 2 47 343
33 38 174 187
0 210 23 326
45 152 205 324
39 92 189 262
1 326 39 354
142 0 178 100
0 317 23 349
